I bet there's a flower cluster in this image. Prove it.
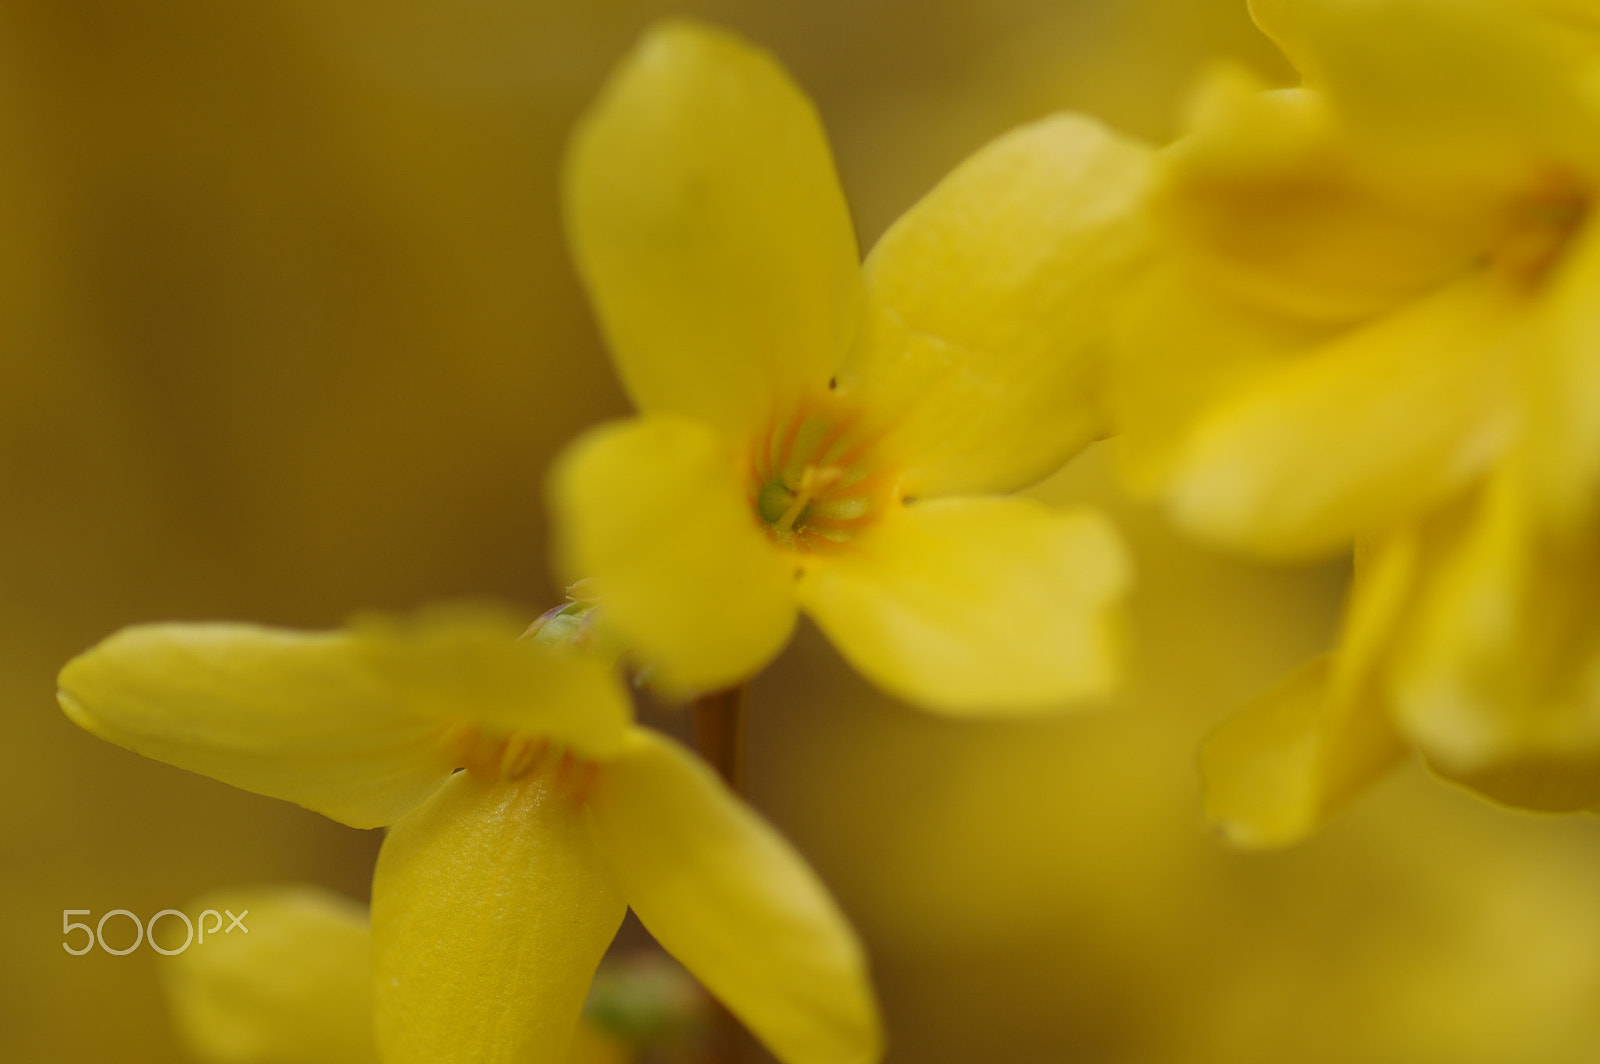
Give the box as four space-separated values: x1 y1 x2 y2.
1114 0 1600 844
62 5 1600 1059
58 19 1150 1063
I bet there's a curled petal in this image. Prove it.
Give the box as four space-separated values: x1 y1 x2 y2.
1202 528 1416 847
57 607 631 829
1202 658 1407 848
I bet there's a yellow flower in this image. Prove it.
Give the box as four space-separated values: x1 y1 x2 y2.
551 20 1149 712
1113 0 1600 843
58 609 881 1064
161 884 662 1064
164 886 381 1064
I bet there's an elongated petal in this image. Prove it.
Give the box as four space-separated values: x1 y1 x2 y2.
163 885 377 1064
796 496 1129 714
1395 472 1600 774
564 20 861 435
587 729 881 1064
57 608 631 828
836 114 1151 498
1204 660 1356 848
549 415 798 696
1202 530 1415 847
372 771 626 1064
1427 752 1600 813
1168 272 1522 559
1520 213 1600 528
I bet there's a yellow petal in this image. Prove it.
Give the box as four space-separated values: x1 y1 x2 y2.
1248 0 1600 182
548 415 798 696
587 729 882 1064
566 1025 634 1064
796 496 1129 714
1160 73 1498 323
162 885 377 1064
563 20 861 435
57 607 632 828
1520 212 1600 528
1201 529 1415 847
1110 260 1331 493
1395 471 1600 774
1168 272 1522 559
372 770 626 1064
1201 656 1405 848
1426 752 1600 813
834 114 1152 497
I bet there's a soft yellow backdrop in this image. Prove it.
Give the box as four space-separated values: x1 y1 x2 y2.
9 2 1600 1062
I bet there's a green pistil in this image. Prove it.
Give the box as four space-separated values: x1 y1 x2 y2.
757 478 797 526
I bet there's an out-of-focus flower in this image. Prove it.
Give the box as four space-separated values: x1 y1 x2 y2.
552 20 1148 712
162 884 701 1064
58 609 880 1064
771 448 1600 1064
1113 0 1600 843
162 885 381 1064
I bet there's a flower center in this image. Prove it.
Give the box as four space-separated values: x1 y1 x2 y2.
1491 175 1589 285
749 402 894 552
448 721 599 798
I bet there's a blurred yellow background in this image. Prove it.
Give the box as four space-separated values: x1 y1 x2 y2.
7 1 1600 1062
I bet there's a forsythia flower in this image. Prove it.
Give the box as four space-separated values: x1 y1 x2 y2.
58 610 881 1064
164 886 381 1064
1112 0 1600 843
551 20 1149 712
162 885 662 1064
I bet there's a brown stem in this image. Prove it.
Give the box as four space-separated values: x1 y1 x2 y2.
689 684 748 795
688 684 751 1064
698 999 745 1064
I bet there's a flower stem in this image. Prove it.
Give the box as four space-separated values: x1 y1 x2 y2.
690 684 748 794
690 684 751 1063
